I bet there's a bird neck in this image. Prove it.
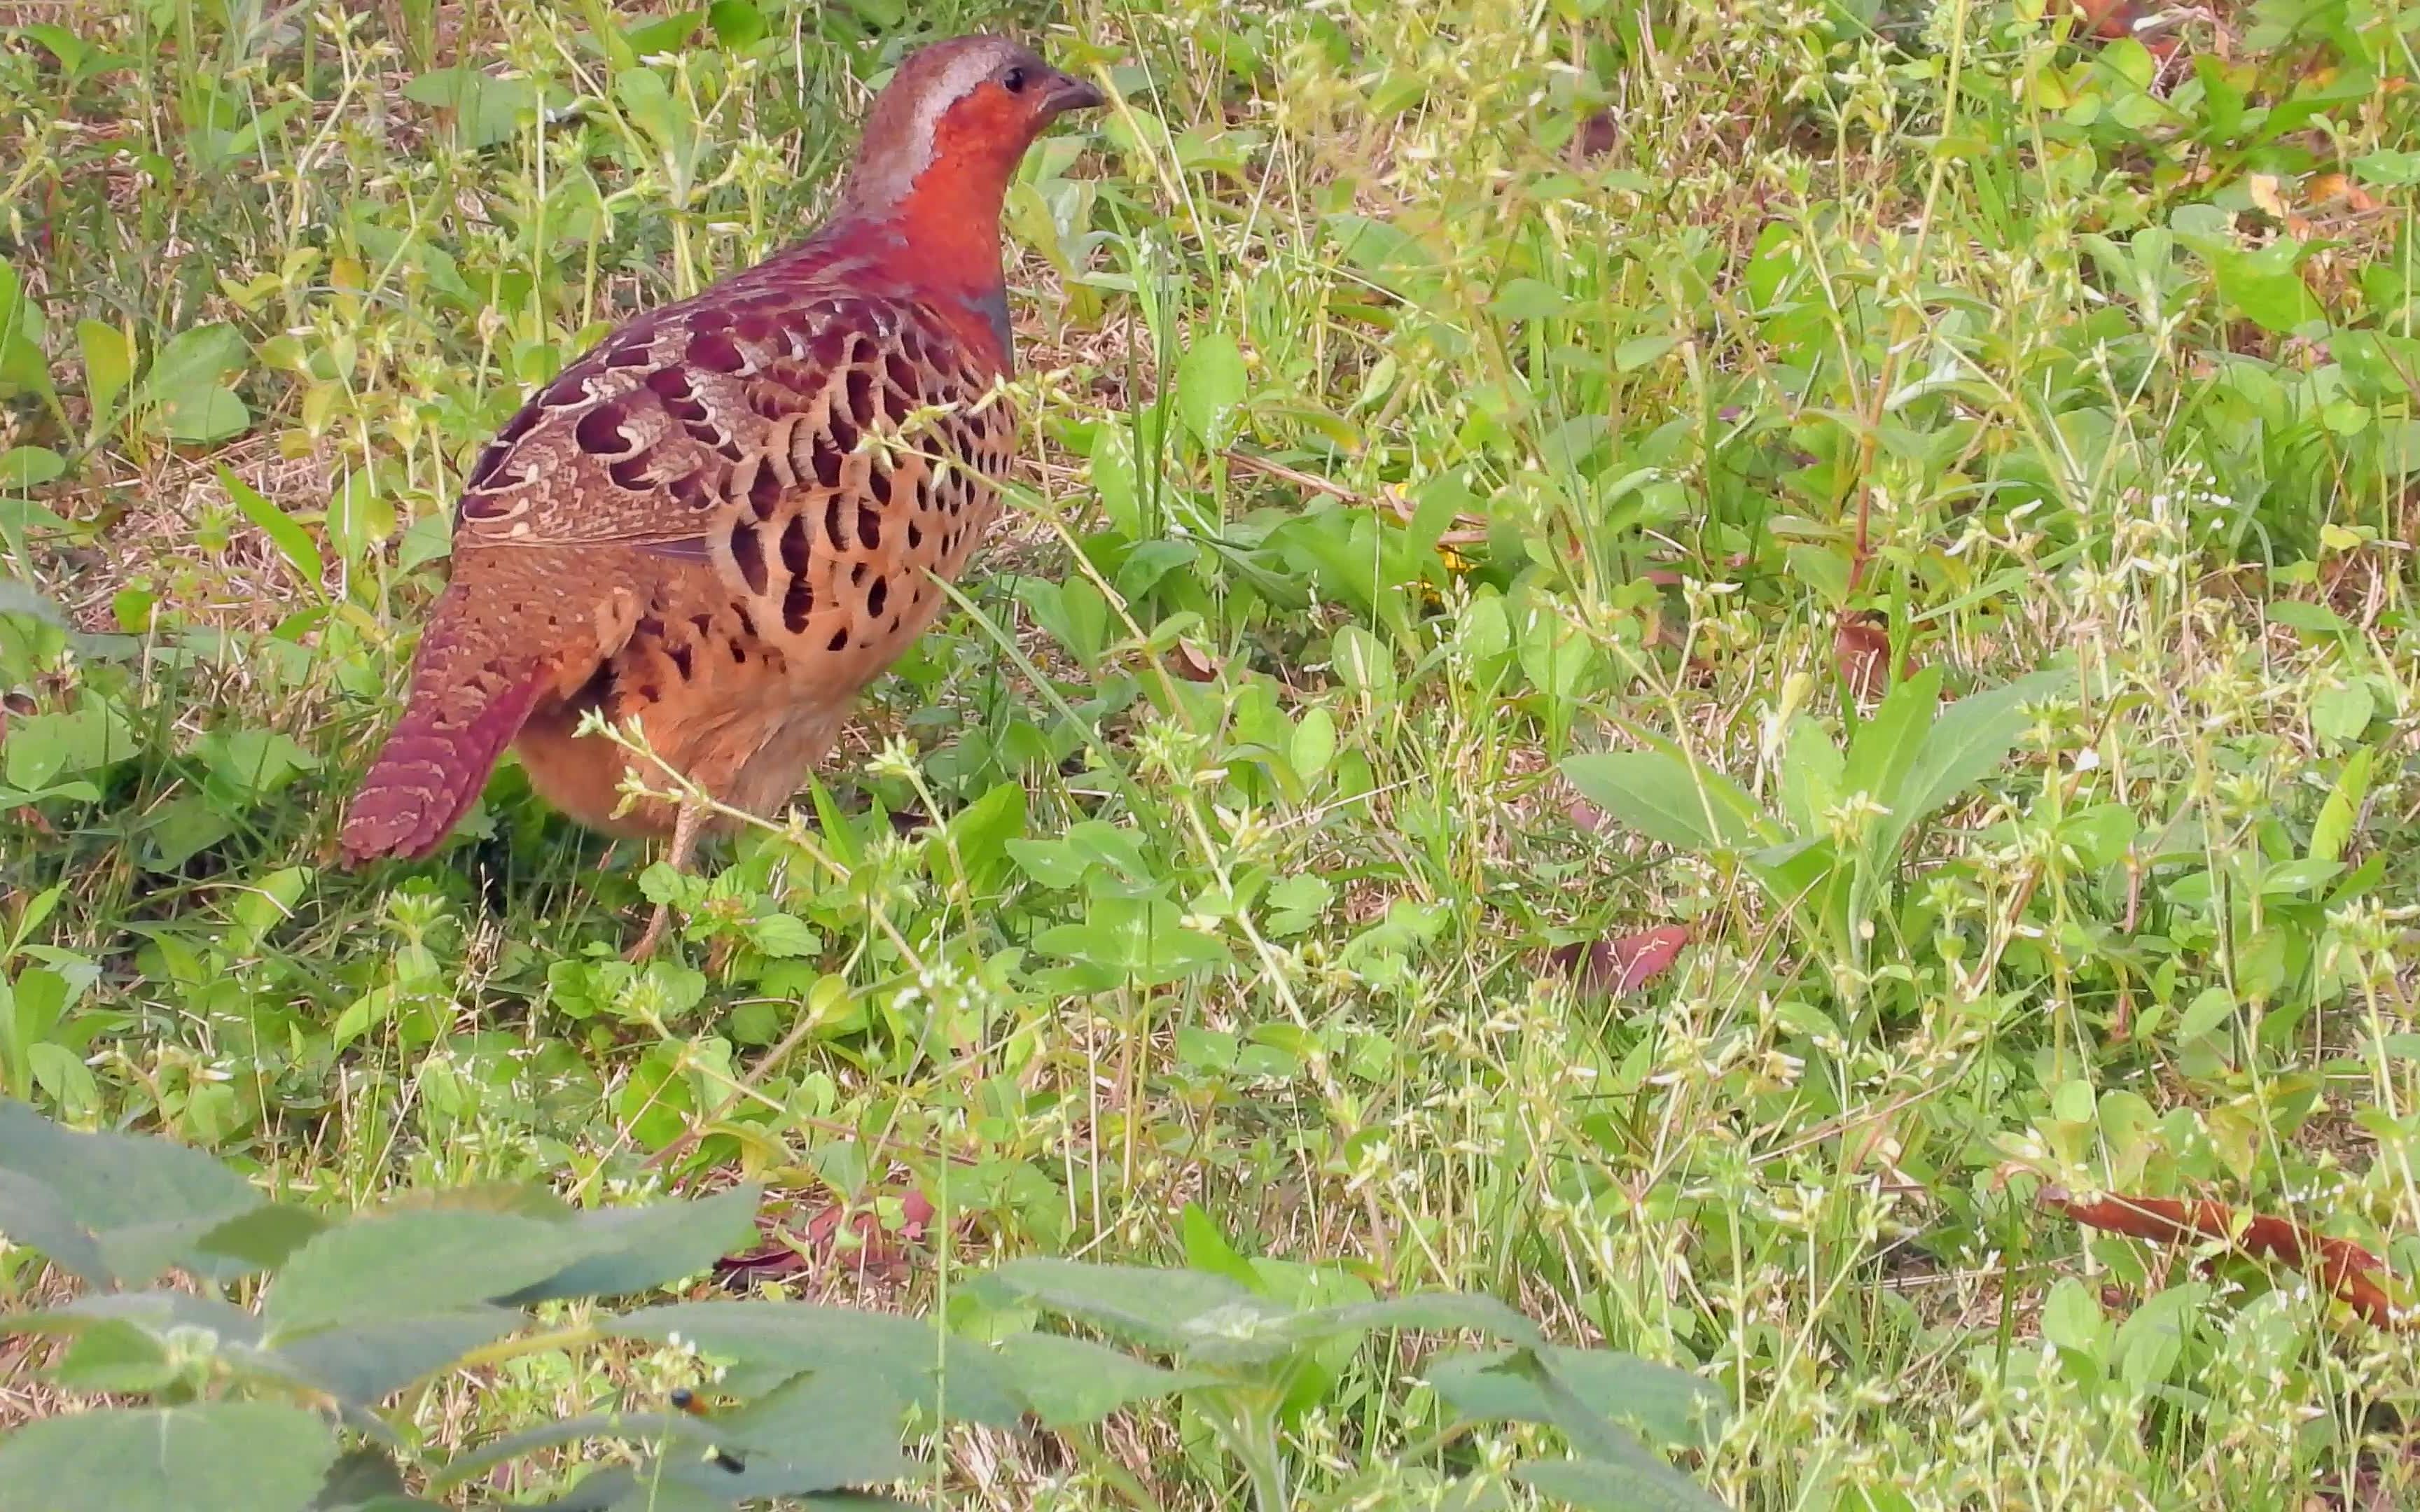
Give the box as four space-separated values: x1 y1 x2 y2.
830 159 1018 366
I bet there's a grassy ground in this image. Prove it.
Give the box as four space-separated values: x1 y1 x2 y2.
4 0 2420 1506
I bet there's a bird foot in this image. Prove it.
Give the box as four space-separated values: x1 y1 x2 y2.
625 903 674 964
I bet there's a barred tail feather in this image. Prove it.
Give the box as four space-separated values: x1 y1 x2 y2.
339 598 548 864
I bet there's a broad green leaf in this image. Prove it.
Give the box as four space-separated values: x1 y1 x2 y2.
0 1098 264 1287
977 1259 1292 1364
47 1318 179 1391
401 66 540 149
308 1448 410 1511
610 1301 1024 1426
497 1183 762 1303
1776 714 1844 838
1090 422 1141 538
1428 1346 1725 1449
1842 664 1942 813
432 1414 718 1492
1561 749 1769 853
706 0 769 47
190 1205 326 1277
1287 1293 1545 1349
0 447 62 489
1175 330 1247 449
2215 251 2321 333
267 1211 599 1335
2310 748 2372 864
263 1308 521 1404
1179 1200 1262 1289
1515 1455 1727 1512
221 466 324 592
0 1403 335 1512
137 323 247 410
993 1332 1206 1428
675 1370 917 1496
1875 669 2070 860
76 318 132 422
0 1289 259 1346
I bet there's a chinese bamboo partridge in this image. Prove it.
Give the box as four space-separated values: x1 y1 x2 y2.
338 36 1102 957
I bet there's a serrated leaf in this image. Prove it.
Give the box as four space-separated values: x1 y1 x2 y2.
0 1098 265 1288
497 1184 761 1304
267 1210 599 1336
1428 1346 1725 1449
1287 1292 1547 1348
1515 1455 1726 1512
262 1307 521 1405
609 1301 1024 1426
0 1403 335 1512
978 1259 1302 1367
432 1413 719 1492
993 1331 1206 1428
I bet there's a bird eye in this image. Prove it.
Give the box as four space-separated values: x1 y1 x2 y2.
1001 66 1028 93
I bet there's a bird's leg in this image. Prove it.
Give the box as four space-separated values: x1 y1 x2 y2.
625 791 707 963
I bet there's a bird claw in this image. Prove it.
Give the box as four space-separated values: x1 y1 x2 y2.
625 902 674 963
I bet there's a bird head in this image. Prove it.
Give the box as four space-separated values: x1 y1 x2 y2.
838 36 1103 224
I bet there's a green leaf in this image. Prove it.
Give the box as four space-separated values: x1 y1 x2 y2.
684 1370 917 1495
191 1200 327 1274
2215 251 2321 333
1427 1346 1725 1449
0 447 62 489
137 323 251 443
1288 1293 1545 1349
220 466 324 592
48 1318 179 1392
266 1210 599 1336
401 66 540 149
706 0 768 46
1776 714 1844 838
0 1289 260 1348
2267 599 2346 637
263 1307 521 1405
1175 330 1247 449
993 1332 1205 1428
0 1098 265 1287
1875 669 2069 860
0 1403 336 1512
1179 1201 1263 1289
432 1413 719 1492
609 1301 1024 1426
308 1448 410 1511
2310 748 2372 864
1841 664 1942 811
76 318 132 423
498 1184 762 1304
1515 1455 1727 1512
1561 748 1770 853
976 1259 1292 1364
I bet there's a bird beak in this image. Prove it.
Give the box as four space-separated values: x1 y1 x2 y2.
1041 69 1105 117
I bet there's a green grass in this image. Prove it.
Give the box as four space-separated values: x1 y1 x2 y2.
4 0 2420 1505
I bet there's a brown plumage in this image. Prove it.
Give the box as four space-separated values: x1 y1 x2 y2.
340 36 1102 954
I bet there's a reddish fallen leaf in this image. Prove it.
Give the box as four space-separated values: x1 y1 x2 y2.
714 1189 937 1289
1167 642 1218 682
1551 924 1690 997
2043 1187 2398 1329
1571 109 1619 162
1833 612 1917 702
